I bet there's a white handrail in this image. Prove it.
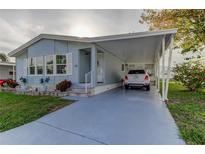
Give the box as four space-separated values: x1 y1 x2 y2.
85 70 93 93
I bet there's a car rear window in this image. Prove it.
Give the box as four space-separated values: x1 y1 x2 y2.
128 70 145 74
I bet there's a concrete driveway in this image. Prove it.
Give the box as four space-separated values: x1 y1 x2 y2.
0 87 185 145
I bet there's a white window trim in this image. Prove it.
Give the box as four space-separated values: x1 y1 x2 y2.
56 54 67 75
27 56 44 76
27 54 72 76
28 57 36 76
45 55 55 76
36 56 44 75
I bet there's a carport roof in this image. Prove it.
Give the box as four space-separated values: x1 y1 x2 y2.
8 29 177 62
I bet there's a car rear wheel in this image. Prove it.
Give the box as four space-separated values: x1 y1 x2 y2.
145 85 150 91
125 85 129 89
146 85 150 91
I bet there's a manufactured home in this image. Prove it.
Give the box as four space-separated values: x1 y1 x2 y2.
0 62 16 80
8 29 176 99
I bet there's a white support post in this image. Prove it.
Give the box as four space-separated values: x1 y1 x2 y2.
85 73 88 93
157 48 161 92
157 60 160 92
12 65 15 80
91 46 96 88
165 37 173 101
154 62 157 89
155 61 159 91
162 37 166 101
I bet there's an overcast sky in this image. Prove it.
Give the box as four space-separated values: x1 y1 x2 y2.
0 9 148 55
1 9 204 64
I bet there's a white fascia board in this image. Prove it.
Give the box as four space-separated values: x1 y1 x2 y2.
90 29 177 42
0 62 15 66
8 35 42 57
8 29 177 57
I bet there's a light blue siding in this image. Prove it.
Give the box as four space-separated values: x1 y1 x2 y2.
16 39 95 88
28 39 55 57
27 39 58 86
104 51 124 84
68 42 95 86
96 47 125 85
16 50 27 82
55 40 68 54
16 38 124 89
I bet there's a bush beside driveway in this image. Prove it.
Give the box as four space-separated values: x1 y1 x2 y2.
0 92 73 132
166 82 205 144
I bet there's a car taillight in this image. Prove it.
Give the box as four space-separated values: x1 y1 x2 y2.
125 75 128 80
144 75 149 80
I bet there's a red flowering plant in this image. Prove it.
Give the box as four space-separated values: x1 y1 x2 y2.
2 79 19 88
173 61 205 91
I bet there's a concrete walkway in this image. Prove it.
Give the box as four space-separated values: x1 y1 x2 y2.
0 87 185 145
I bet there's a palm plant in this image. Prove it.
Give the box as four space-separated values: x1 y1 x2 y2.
0 53 9 62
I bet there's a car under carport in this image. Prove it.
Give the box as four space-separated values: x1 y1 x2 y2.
92 28 176 101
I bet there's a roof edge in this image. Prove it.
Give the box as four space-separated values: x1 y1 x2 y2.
91 28 177 42
8 28 177 57
0 62 15 66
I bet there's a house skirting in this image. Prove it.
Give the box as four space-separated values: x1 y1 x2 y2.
92 82 122 95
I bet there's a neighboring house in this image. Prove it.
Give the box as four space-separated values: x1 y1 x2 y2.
0 62 16 80
8 29 176 95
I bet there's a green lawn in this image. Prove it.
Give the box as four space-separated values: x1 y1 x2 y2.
166 82 205 144
0 92 73 132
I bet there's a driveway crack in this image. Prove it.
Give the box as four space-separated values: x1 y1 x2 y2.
37 121 108 145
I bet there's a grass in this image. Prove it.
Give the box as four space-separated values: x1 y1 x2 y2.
0 92 73 132
165 82 205 144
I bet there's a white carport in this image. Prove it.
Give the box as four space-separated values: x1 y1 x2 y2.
91 29 177 101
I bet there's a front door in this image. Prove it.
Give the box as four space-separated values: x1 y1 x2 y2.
79 48 91 83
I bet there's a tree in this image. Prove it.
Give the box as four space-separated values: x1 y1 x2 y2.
173 61 205 91
0 53 9 62
140 10 205 53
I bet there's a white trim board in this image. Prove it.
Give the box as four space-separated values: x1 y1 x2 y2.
9 29 177 57
93 82 122 95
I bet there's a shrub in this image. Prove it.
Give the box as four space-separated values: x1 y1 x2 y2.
2 80 19 88
56 80 72 92
19 77 27 85
7 80 19 88
40 78 44 84
40 77 50 85
173 61 205 91
45 77 50 83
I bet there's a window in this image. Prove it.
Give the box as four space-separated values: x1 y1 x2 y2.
128 70 145 74
56 55 67 74
46 55 54 74
36 57 43 75
26 54 71 75
28 57 35 75
9 71 14 75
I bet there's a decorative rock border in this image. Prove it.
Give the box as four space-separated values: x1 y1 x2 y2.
0 86 70 97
